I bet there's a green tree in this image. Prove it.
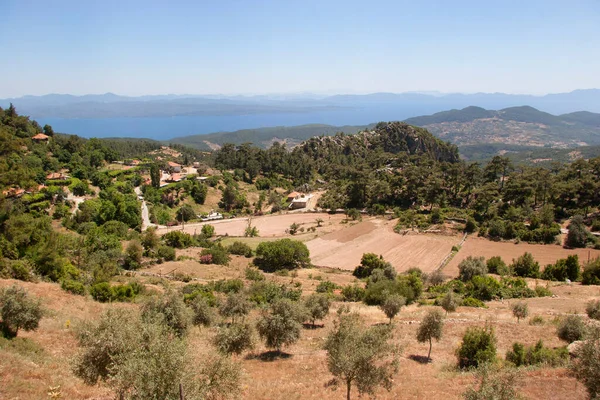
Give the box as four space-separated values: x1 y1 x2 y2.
416 309 444 361
440 291 460 314
201 224 215 237
324 312 399 400
304 293 331 328
141 291 191 337
571 329 600 400
255 239 310 272
566 215 588 248
456 325 497 369
379 294 405 324
0 285 43 338
189 296 216 327
510 252 540 278
150 163 160 189
256 299 306 353
463 364 522 400
213 322 255 356
511 302 529 323
458 256 488 282
219 292 251 324
176 204 196 223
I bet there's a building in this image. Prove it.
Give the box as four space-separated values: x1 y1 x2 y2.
125 159 141 166
286 191 301 202
165 173 182 183
201 211 224 221
289 194 313 209
32 133 49 142
167 161 182 173
46 172 69 180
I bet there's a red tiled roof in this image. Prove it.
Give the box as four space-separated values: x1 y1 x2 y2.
168 161 181 167
32 133 49 140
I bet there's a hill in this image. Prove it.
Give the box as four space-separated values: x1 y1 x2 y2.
404 105 600 150
168 123 372 150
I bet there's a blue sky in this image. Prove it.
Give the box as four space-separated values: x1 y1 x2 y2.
1 0 599 97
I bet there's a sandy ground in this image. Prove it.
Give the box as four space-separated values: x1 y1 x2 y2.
156 213 347 238
444 236 600 277
306 219 461 272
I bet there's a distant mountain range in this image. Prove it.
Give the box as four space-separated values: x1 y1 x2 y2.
2 89 600 120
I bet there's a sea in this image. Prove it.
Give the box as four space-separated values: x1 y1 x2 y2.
36 105 432 140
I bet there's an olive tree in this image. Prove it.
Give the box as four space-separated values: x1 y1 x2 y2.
0 285 43 338
254 239 310 272
219 292 252 324
463 364 522 400
256 299 306 353
416 309 444 361
141 291 191 337
213 322 255 356
304 293 331 328
379 294 405 324
571 329 600 400
324 312 399 400
511 302 529 323
458 256 487 282
440 291 460 315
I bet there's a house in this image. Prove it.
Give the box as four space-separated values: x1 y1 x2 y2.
167 161 182 173
46 172 69 180
165 173 182 183
32 133 49 142
201 211 223 222
286 191 301 202
193 162 200 168
125 159 141 166
2 188 25 198
289 194 313 210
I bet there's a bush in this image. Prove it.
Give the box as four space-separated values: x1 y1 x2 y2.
463 365 521 400
162 231 194 248
201 224 215 237
586 300 600 320
458 256 487 282
465 217 477 233
542 255 580 282
557 315 586 343
219 292 252 324
213 322 255 355
456 326 497 369
244 266 265 281
340 284 366 302
462 297 486 308
316 280 339 294
440 291 460 314
0 285 43 338
529 315 545 325
466 275 502 301
156 245 176 261
582 258 600 285
200 244 231 266
189 296 216 327
247 281 301 305
566 215 588 248
486 256 509 276
89 282 115 302
228 241 253 257
61 279 86 296
510 252 540 278
141 291 192 337
255 239 310 272
353 253 393 279
505 340 568 367
571 330 600 400
511 302 529 322
363 274 422 306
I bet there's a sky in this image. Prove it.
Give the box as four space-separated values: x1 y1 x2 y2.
0 0 599 98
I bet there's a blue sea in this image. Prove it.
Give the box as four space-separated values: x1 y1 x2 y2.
37 105 433 140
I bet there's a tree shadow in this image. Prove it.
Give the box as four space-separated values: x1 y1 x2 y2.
302 323 325 330
245 350 293 362
408 354 432 364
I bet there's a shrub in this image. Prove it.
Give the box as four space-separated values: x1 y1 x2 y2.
586 300 600 320
201 224 215 237
462 297 486 308
543 255 580 282
244 266 265 281
511 302 529 322
255 239 310 272
213 322 255 355
341 284 366 302
379 294 406 323
256 299 307 352
505 340 568 367
463 364 521 400
510 252 540 278
189 296 216 327
156 245 176 261
316 280 339 294
582 258 600 285
141 291 191 337
353 253 393 279
363 275 421 306
61 279 86 296
456 326 497 369
571 330 600 400
566 215 588 248
465 217 477 233
162 231 194 248
211 278 244 294
304 293 331 327
529 315 545 326
557 315 586 343
534 285 552 297
200 244 231 266
90 282 114 302
486 256 509 276
228 241 253 257
0 285 43 338
123 240 143 270
466 275 502 301
458 256 487 282
247 281 301 304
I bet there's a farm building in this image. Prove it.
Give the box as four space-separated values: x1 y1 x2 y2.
289 193 313 209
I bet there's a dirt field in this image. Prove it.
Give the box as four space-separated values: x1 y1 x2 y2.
156 212 347 238
1 277 595 400
444 236 600 278
306 219 461 272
